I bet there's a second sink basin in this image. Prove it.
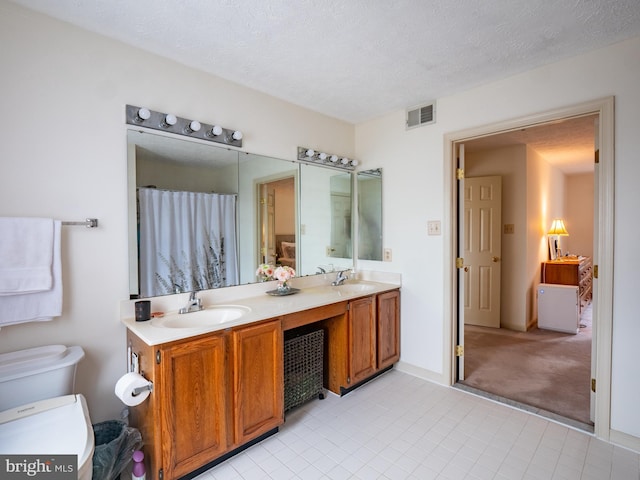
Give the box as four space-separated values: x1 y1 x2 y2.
333 282 376 293
151 305 251 329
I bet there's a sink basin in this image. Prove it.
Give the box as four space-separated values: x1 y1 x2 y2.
151 305 251 329
333 282 376 293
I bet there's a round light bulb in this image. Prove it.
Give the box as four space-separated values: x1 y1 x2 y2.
350 159 359 167
318 152 327 161
164 114 177 126
136 107 151 122
189 121 201 132
210 125 223 136
330 155 338 163
305 149 315 158
232 131 243 141
340 157 349 165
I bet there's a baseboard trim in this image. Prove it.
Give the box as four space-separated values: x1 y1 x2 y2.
395 361 446 384
610 429 640 454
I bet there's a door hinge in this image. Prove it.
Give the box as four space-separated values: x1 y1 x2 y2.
159 468 164 480
156 350 161 365
456 257 464 269
595 149 599 164
455 345 464 357
593 265 598 279
456 168 464 180
591 378 596 392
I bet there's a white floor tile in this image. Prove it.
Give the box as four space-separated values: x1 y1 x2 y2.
195 370 640 480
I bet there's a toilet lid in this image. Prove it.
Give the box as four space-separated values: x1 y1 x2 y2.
0 394 95 468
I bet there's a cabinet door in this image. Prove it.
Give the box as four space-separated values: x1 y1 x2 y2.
348 296 377 385
232 320 284 445
160 335 228 480
377 290 400 370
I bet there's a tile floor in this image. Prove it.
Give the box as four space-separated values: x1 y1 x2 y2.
195 370 639 480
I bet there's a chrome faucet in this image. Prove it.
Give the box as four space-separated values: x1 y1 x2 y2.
331 269 350 286
179 291 203 314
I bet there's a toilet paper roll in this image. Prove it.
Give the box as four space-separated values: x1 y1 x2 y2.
115 372 151 406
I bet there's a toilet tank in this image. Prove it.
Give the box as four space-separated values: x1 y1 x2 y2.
0 345 85 411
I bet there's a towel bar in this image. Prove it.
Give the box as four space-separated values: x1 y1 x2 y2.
61 218 98 228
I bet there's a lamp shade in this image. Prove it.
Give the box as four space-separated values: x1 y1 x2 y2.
548 219 569 236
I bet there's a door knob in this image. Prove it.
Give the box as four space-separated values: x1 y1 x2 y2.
492 256 500 262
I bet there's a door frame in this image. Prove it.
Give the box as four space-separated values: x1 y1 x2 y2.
443 97 614 440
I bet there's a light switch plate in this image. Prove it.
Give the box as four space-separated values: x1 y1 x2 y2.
427 220 441 235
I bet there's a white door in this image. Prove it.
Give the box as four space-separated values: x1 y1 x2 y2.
463 175 502 328
258 184 276 265
330 193 351 258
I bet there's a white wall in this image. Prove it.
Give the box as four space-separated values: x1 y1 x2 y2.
526 146 566 325
356 36 640 440
0 1 353 422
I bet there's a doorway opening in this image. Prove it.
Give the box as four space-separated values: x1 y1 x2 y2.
444 97 614 438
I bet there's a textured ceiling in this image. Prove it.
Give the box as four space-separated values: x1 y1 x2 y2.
9 0 638 173
9 0 640 124
465 114 597 174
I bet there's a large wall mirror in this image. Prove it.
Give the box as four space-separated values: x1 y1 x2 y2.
357 168 383 261
127 129 354 298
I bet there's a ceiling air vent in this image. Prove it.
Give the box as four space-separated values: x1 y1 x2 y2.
406 102 435 129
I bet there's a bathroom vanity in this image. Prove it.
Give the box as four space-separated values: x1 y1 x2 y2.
123 277 400 480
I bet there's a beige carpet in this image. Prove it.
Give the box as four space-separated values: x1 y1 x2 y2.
459 304 592 428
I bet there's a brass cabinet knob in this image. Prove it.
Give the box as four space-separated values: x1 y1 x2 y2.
492 256 500 262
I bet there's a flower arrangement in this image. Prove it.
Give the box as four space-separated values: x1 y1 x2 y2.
273 265 296 283
255 263 274 282
255 264 296 292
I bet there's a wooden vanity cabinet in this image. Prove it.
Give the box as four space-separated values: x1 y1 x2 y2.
324 289 401 394
348 296 377 385
231 320 283 446
377 290 401 369
126 318 284 480
159 334 228 480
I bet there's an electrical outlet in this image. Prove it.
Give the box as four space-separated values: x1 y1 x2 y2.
427 220 441 236
383 248 392 261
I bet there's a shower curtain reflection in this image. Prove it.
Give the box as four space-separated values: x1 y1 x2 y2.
138 188 238 297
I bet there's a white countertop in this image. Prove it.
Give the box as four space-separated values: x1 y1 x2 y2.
121 271 401 346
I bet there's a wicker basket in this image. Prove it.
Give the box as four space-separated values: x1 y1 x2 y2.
284 329 324 412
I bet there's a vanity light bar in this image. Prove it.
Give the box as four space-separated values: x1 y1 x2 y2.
297 147 359 171
125 105 243 148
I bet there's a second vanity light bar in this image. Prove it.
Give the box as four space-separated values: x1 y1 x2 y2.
297 147 359 171
125 105 243 148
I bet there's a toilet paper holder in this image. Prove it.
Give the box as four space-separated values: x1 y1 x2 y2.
132 380 153 396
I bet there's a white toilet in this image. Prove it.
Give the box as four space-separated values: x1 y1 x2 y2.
0 345 94 480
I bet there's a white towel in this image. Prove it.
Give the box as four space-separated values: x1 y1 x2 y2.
0 220 62 326
0 217 54 295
